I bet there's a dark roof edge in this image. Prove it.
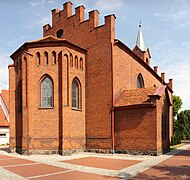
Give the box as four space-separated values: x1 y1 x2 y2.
113 103 156 110
114 39 173 93
10 38 87 60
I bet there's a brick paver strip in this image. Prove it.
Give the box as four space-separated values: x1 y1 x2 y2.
132 145 190 180
173 150 190 158
0 154 17 159
118 144 190 179
32 170 120 180
1 143 190 179
160 158 190 166
4 163 69 178
0 158 35 166
0 167 26 180
62 157 141 170
133 165 190 180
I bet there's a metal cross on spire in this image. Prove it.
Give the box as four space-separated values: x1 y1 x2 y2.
139 20 142 28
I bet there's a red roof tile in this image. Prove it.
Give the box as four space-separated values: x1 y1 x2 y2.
0 106 9 127
1 90 9 112
114 86 165 107
153 86 166 96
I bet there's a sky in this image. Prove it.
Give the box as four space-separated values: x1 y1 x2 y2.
0 0 190 110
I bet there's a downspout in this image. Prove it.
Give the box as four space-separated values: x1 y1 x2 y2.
111 108 115 154
111 42 115 154
24 55 30 154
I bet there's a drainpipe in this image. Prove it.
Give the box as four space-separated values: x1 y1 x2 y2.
111 41 115 154
111 108 115 154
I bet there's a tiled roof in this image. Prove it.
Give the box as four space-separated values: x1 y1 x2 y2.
114 86 166 108
1 90 9 112
0 106 9 127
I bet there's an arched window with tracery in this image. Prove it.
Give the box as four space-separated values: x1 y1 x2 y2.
137 73 144 88
40 76 53 107
36 52 40 65
72 78 81 109
52 51 56 64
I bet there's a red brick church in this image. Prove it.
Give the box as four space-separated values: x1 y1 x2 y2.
9 1 173 155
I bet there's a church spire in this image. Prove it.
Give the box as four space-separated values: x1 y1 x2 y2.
136 21 146 51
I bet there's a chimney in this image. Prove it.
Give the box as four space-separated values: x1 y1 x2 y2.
154 66 158 73
75 5 85 22
89 10 99 28
104 14 116 41
105 14 116 26
161 72 165 81
51 8 61 26
43 24 51 36
63 1 73 17
168 79 173 89
52 8 60 15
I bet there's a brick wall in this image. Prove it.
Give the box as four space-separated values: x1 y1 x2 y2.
10 42 86 153
44 2 116 150
114 107 157 153
113 45 164 99
9 1 173 154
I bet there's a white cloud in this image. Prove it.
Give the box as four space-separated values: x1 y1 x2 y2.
95 0 125 11
29 0 55 7
0 50 10 89
30 14 51 27
154 9 190 27
151 40 190 110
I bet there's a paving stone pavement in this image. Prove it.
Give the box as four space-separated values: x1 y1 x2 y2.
0 143 190 180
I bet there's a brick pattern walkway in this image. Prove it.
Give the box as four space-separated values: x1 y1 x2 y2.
0 143 190 180
132 147 190 180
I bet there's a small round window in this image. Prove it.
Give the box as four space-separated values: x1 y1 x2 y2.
56 29 64 38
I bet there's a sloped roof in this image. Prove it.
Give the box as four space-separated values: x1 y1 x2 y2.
10 35 87 60
114 86 166 108
1 90 9 112
0 90 10 127
114 39 173 93
0 106 9 127
27 35 65 43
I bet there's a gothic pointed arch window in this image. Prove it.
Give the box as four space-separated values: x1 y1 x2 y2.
44 51 48 65
80 57 83 70
137 73 144 88
36 52 40 65
52 51 56 64
75 56 78 69
40 75 53 107
72 78 81 109
70 53 73 67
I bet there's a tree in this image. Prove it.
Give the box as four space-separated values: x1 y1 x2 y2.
173 95 182 117
171 95 183 145
177 111 190 140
